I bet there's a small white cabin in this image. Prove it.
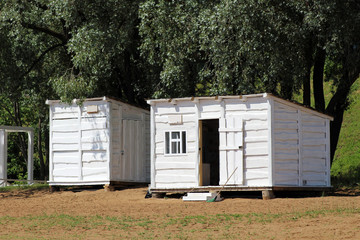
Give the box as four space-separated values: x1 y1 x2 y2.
46 97 150 187
147 93 333 196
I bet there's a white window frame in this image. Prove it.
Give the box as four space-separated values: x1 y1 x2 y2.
164 130 187 155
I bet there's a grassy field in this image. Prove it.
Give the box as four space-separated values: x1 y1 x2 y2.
0 185 359 239
331 79 360 185
0 208 359 239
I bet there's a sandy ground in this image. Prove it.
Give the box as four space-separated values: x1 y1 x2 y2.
0 187 359 239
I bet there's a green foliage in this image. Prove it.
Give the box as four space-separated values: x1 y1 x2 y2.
0 0 359 182
139 0 337 99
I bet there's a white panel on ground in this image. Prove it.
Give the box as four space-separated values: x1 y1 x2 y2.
182 192 219 201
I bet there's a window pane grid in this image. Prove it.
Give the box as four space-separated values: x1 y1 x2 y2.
165 131 186 155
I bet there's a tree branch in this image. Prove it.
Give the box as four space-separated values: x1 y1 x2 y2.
20 43 65 79
0 99 17 124
21 22 67 42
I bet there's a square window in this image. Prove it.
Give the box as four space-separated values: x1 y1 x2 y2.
165 131 186 155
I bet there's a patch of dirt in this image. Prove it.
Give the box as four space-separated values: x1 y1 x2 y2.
0 187 359 239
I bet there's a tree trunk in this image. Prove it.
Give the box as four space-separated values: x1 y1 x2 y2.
38 118 46 179
326 52 360 164
280 78 293 100
326 85 350 164
44 123 49 179
313 47 326 112
303 37 313 106
303 69 311 106
122 51 136 104
13 101 29 172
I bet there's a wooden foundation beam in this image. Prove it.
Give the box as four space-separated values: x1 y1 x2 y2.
49 186 60 192
262 190 275 200
152 192 166 198
104 184 116 192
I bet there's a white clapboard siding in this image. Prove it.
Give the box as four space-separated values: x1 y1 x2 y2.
155 174 196 183
224 101 268 111
273 102 300 185
81 129 109 143
244 156 268 169
52 111 78 119
82 150 107 162
52 143 79 151
199 111 221 119
48 97 150 185
301 110 328 186
53 167 79 177
81 142 107 151
155 103 196 115
81 119 107 130
244 170 268 181
52 119 78 131
157 169 195 176
53 151 79 164
53 176 79 182
199 99 222 112
245 178 269 186
156 162 195 170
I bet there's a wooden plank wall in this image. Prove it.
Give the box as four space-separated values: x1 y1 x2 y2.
50 101 109 183
152 97 270 188
145 114 151 182
81 102 109 181
273 101 329 186
110 103 150 183
273 102 300 185
110 103 122 181
51 104 81 182
301 113 328 186
224 98 269 186
153 101 198 188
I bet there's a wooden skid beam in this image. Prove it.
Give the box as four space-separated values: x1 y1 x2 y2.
151 186 332 194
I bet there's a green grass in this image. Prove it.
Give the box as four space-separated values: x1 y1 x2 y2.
0 208 359 239
331 79 360 186
0 183 49 192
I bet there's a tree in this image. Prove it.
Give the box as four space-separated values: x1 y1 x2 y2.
139 0 360 164
0 0 155 179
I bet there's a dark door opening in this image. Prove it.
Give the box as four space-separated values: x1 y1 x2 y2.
200 119 219 186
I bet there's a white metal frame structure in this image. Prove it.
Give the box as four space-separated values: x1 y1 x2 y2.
0 126 34 186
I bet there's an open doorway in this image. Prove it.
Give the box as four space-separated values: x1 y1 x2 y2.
199 119 219 186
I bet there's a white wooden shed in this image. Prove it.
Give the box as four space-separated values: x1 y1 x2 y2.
46 97 150 187
147 93 333 197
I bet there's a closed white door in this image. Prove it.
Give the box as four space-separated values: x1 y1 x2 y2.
219 116 243 185
122 119 143 181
